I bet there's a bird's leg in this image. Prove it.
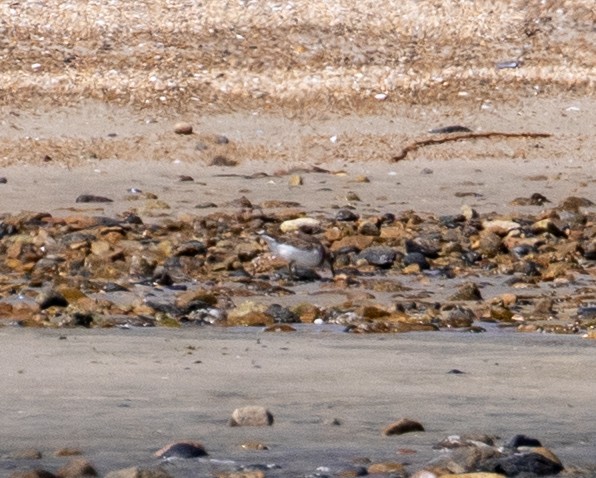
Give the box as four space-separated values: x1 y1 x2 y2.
326 253 336 277
288 261 295 280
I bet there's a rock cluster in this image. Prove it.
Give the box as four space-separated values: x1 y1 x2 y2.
8 432 570 477
0 195 594 336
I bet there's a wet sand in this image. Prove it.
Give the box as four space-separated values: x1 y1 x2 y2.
1 326 596 476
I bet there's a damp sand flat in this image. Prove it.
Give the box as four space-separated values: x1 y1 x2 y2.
1 327 595 476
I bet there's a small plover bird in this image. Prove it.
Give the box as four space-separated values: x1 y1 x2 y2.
259 231 335 279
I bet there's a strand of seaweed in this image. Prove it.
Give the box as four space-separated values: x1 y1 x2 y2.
392 132 552 162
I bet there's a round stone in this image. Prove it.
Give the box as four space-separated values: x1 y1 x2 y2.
174 122 193 135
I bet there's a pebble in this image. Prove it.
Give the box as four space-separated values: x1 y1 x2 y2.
288 174 303 186
154 441 208 459
56 459 98 477
36 290 69 309
210 155 238 167
279 217 320 233
403 252 430 270
335 209 359 221
357 246 397 268
10 449 43 459
9 471 57 478
383 418 425 436
229 406 274 427
75 194 113 203
214 134 230 144
105 466 173 478
173 122 193 135
449 282 483 301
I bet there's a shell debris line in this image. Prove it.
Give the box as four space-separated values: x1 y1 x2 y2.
0 0 593 111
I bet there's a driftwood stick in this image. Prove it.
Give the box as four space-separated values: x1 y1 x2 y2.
391 132 552 162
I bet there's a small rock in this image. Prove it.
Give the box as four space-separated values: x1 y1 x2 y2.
443 307 476 328
403 252 430 270
357 221 380 236
558 196 594 210
173 122 193 135
461 205 478 220
56 458 98 477
336 466 368 477
214 135 229 144
10 448 43 459
279 217 320 233
367 462 405 474
476 232 504 258
240 441 269 450
0 177 7 184
174 240 207 257
506 434 542 448
481 449 563 476
229 406 274 427
449 283 483 301
154 442 207 459
75 194 113 203
288 174 303 186
265 304 299 323
383 418 425 436
490 304 513 322
214 471 265 478
336 209 360 221
37 290 69 309
346 191 361 201
105 466 173 478
210 155 238 167
358 246 397 268
482 220 521 236
178 175 194 182
9 471 57 478
54 449 83 457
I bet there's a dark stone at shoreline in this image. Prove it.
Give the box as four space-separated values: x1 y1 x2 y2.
507 434 543 448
